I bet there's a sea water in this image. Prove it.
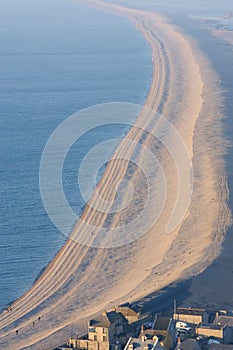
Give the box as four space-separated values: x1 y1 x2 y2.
0 0 152 310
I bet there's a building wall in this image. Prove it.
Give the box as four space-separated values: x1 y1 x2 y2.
108 322 131 345
110 344 122 350
89 326 109 342
88 340 110 350
196 327 224 340
163 333 174 350
203 313 209 324
173 313 202 324
88 341 99 350
77 339 89 349
68 338 79 348
173 311 209 325
196 325 233 343
223 327 233 344
72 339 110 350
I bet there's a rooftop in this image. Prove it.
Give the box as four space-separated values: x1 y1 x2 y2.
125 337 161 350
175 308 207 316
108 310 128 324
197 324 223 330
175 339 201 350
214 315 233 327
89 314 110 328
209 345 233 350
153 318 170 331
89 311 128 328
116 306 138 318
140 330 165 341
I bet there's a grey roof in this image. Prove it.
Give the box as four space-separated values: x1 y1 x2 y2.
116 306 138 317
89 314 111 328
214 316 233 327
139 329 156 338
153 318 170 331
140 330 158 338
197 324 223 330
140 331 165 342
175 339 201 350
175 308 207 316
89 311 128 328
127 337 160 350
209 345 233 350
107 310 128 324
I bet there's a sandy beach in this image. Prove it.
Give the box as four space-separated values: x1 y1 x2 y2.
0 0 231 349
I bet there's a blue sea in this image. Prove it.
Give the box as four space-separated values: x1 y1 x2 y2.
0 0 152 310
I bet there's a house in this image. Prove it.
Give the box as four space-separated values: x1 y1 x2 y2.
152 318 175 350
68 310 135 350
115 306 139 324
139 318 175 350
214 311 233 328
87 314 111 350
173 308 209 325
195 324 233 344
123 335 164 350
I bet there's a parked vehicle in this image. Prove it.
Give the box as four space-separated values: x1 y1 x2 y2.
208 339 220 345
175 321 191 332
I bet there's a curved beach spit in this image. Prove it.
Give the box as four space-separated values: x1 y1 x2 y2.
0 0 231 348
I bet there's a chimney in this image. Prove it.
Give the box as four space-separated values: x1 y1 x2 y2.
152 336 158 342
177 336 181 346
141 335 147 342
174 300 177 315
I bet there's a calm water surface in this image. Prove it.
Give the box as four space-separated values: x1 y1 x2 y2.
0 0 152 309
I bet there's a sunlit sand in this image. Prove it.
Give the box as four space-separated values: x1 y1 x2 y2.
0 1 231 348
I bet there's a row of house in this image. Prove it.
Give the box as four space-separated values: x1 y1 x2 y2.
173 307 233 349
67 306 140 350
56 305 233 350
58 304 175 350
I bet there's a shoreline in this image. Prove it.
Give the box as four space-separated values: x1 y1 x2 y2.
0 1 231 348
168 14 233 308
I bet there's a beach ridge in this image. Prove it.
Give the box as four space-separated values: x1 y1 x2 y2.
0 1 231 348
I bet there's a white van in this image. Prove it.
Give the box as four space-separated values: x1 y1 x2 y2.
175 321 191 332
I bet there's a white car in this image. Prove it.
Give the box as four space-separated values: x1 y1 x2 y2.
175 321 191 332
